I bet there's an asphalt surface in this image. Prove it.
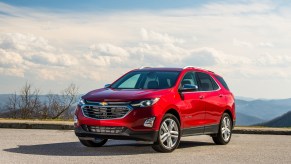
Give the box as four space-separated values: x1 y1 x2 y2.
0 129 290 164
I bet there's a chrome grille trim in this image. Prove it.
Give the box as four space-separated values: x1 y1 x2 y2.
85 100 130 105
81 104 132 120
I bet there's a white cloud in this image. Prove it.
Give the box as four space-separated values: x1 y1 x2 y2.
0 33 55 52
90 43 129 57
202 2 275 15
182 47 219 66
0 49 23 67
233 38 253 48
259 42 274 48
256 53 291 66
141 28 184 44
0 67 24 77
0 1 291 98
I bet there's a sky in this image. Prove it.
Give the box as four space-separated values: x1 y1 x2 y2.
0 0 291 99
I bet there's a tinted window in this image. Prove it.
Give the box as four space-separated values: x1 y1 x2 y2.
215 75 229 90
179 72 198 90
197 72 219 91
118 74 140 88
210 77 219 90
111 71 180 89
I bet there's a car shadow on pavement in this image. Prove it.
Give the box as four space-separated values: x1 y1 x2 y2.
178 140 215 149
3 140 213 156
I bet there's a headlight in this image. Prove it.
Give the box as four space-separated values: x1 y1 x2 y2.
131 98 160 107
78 98 85 106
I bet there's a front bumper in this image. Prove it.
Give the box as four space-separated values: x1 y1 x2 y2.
75 126 158 142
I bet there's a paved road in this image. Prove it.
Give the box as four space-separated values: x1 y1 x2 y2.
0 129 290 164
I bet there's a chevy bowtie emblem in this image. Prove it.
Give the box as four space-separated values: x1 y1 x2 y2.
100 102 108 106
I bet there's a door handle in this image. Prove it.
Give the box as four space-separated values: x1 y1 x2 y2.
219 94 223 98
199 95 204 99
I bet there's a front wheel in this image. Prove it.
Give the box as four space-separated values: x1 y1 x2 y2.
79 138 108 147
212 113 232 145
152 114 181 153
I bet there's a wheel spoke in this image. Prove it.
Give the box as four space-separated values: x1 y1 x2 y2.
226 128 231 134
223 118 227 127
167 137 172 147
223 132 227 139
169 120 174 131
160 133 168 142
162 122 169 132
226 118 230 128
170 131 178 135
171 134 178 138
161 134 168 143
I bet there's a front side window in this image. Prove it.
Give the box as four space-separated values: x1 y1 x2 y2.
179 72 198 90
110 71 180 89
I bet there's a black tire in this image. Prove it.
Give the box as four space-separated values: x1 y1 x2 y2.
212 113 232 145
152 113 181 153
79 138 108 147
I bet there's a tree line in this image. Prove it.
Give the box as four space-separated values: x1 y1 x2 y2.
2 83 78 120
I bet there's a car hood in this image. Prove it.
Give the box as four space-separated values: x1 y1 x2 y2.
82 88 171 102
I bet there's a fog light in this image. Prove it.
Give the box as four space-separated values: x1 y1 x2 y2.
144 117 155 127
74 115 78 124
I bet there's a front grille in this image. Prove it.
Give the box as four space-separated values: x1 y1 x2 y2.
82 105 131 119
84 125 126 134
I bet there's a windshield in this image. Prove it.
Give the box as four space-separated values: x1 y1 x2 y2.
110 71 180 89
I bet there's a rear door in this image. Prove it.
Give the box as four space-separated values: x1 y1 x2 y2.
196 72 225 131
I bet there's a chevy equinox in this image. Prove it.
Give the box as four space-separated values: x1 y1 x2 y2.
74 66 236 152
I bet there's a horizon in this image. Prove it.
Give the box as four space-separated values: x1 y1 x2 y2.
1 0 291 99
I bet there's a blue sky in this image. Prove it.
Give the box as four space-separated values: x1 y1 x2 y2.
0 0 212 10
0 0 291 99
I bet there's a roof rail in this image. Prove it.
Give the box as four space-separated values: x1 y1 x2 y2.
183 66 214 73
139 66 151 69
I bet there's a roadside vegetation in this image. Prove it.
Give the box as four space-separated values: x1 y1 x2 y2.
1 83 78 120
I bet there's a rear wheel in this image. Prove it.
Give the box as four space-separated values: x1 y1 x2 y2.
79 138 108 147
152 114 181 153
212 113 232 145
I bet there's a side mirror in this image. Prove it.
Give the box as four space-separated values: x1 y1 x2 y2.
104 84 111 88
179 84 198 92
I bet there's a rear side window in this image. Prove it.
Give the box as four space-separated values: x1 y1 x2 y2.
215 75 229 90
197 72 214 91
197 72 220 91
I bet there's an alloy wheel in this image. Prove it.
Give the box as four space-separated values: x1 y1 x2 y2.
159 118 179 149
221 116 231 142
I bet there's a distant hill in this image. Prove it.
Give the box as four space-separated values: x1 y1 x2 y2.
236 112 265 126
258 111 291 127
235 96 256 101
235 98 291 120
1 94 291 126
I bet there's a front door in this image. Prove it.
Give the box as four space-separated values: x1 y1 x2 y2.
178 71 206 133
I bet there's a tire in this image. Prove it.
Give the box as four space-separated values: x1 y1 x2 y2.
79 138 108 147
152 113 181 153
212 113 232 145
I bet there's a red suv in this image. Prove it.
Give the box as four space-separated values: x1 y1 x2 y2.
74 66 235 152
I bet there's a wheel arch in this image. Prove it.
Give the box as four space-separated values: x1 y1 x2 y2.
165 108 181 124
